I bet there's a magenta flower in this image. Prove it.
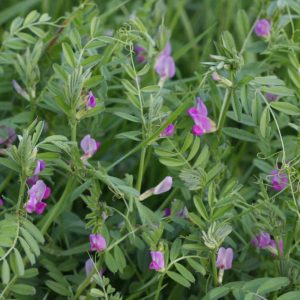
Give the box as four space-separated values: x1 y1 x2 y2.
86 91 96 110
164 207 171 217
188 97 215 136
24 180 51 214
255 19 271 37
155 42 175 80
149 251 165 271
265 93 278 102
34 160 46 175
80 135 100 161
0 198 4 207
271 169 288 191
251 232 271 248
89 234 107 252
153 176 173 195
160 123 175 137
216 247 233 270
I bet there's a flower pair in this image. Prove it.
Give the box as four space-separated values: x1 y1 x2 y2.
24 180 51 214
188 97 216 136
251 232 283 255
271 169 288 191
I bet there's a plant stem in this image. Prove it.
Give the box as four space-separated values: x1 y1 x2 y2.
16 175 26 210
71 120 77 142
154 274 165 300
136 147 146 192
211 251 218 287
217 88 232 133
38 177 77 234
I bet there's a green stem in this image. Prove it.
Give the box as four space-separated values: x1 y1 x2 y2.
136 147 147 192
217 88 232 133
71 120 77 142
38 177 77 234
16 175 26 210
211 251 218 287
154 274 165 300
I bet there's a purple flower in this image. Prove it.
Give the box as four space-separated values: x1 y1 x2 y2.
255 19 271 37
265 93 278 102
134 45 146 63
271 169 288 191
164 207 171 217
34 160 46 175
188 97 215 136
269 239 283 255
0 198 4 207
216 247 233 270
24 180 51 214
160 124 175 137
89 234 107 252
80 135 100 161
153 176 173 195
85 258 105 277
251 232 271 248
155 42 176 80
86 91 96 110
149 251 165 271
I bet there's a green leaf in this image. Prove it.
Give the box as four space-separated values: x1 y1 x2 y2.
90 288 105 297
193 196 209 221
62 43 76 68
121 79 138 95
1 259 10 284
261 86 294 97
257 277 290 295
166 271 191 288
170 239 181 261
45 280 71 296
187 258 206 275
202 286 230 300
141 85 160 93
223 127 259 142
187 138 200 161
19 237 36 265
174 263 195 283
12 284 36 296
22 219 45 244
0 157 20 172
23 10 40 25
13 248 24 276
260 107 270 138
278 291 300 300
104 252 118 273
159 157 186 167
114 245 126 272
270 102 300 116
20 228 40 256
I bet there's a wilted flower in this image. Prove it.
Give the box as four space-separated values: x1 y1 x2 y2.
212 71 221 81
176 206 189 218
90 234 107 252
251 232 271 248
24 180 51 214
86 91 96 110
188 97 216 136
0 198 4 207
153 176 173 194
255 19 271 37
160 123 175 137
85 258 105 277
12 80 29 100
265 93 278 102
139 176 173 201
0 126 16 147
271 169 288 191
149 251 165 272
155 42 175 83
80 135 100 161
